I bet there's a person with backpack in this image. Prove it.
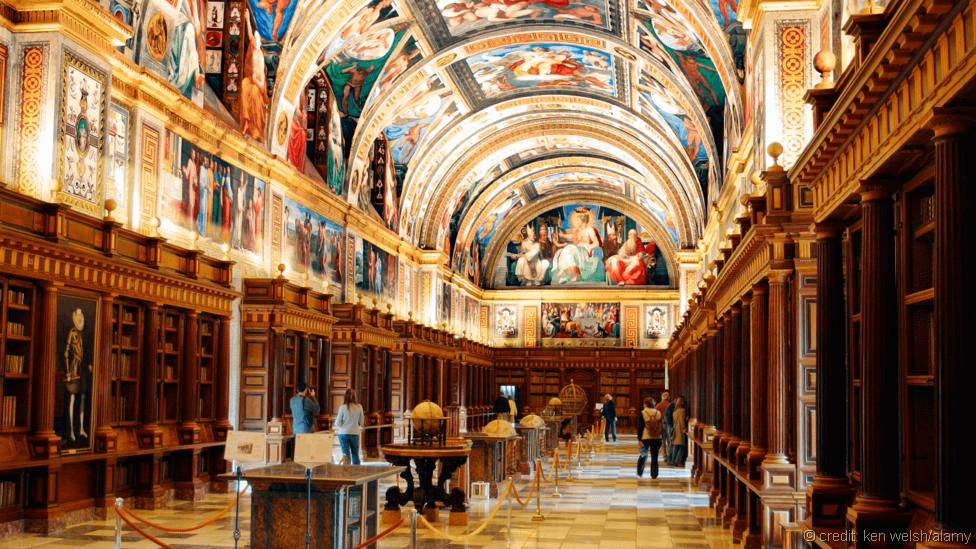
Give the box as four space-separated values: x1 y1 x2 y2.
636 397 664 478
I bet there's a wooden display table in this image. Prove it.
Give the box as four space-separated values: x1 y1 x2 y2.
381 441 471 519
225 462 402 549
463 433 517 497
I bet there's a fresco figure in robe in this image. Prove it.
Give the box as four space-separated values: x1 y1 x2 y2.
550 207 605 284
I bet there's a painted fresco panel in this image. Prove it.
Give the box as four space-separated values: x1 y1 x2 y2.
494 304 518 338
169 139 265 255
354 238 398 302
436 0 611 36
541 302 620 342
455 191 522 286
464 43 614 99
136 0 206 101
494 204 669 287
644 304 671 339
384 75 459 167
106 104 129 214
59 54 105 214
281 197 345 289
532 171 625 195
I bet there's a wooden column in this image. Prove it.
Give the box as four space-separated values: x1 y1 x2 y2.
847 181 907 540
29 282 61 458
94 293 117 453
138 303 163 448
179 310 201 443
712 316 727 509
747 283 768 478
928 111 976 540
738 296 751 448
806 225 854 525
723 305 742 526
733 296 751 541
763 271 791 467
214 316 231 440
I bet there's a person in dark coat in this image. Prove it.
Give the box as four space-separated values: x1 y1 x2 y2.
601 394 617 442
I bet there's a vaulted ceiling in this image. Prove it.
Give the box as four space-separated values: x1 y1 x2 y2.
266 0 744 285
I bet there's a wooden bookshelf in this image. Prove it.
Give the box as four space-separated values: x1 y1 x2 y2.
197 315 217 421
110 301 142 426
158 308 184 423
900 178 936 507
0 278 34 432
845 222 862 482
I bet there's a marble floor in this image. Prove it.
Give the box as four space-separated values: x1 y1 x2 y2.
1 439 734 549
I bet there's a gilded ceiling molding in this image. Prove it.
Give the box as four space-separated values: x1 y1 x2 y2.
0 0 130 53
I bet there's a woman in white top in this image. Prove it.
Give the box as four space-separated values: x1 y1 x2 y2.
334 389 365 464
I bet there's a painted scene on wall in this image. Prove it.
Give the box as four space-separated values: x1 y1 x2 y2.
171 139 265 255
496 204 669 287
55 293 99 454
494 305 518 338
541 302 620 341
645 304 671 339
281 197 345 289
355 238 398 302
436 0 611 36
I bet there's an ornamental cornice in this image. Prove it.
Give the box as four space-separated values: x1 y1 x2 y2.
0 234 237 315
709 225 778 315
1 0 130 53
789 0 962 222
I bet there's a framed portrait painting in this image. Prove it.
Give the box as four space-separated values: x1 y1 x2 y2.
54 292 99 455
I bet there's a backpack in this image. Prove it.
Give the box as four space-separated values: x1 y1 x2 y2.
641 408 662 439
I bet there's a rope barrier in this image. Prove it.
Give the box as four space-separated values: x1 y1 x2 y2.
416 481 513 542
540 448 559 481
118 488 245 532
509 459 542 506
351 517 405 549
114 507 176 549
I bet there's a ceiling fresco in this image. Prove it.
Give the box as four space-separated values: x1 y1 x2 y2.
124 0 743 289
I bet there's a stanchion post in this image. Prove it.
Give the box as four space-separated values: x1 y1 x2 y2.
233 465 243 549
532 460 545 521
305 467 313 549
552 449 561 498
506 477 513 548
409 505 418 549
114 497 123 549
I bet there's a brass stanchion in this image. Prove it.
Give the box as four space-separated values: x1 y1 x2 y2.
531 459 545 521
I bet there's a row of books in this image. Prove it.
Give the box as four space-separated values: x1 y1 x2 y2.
5 290 28 306
1 396 18 428
6 321 26 336
4 354 25 374
112 353 136 377
0 480 18 506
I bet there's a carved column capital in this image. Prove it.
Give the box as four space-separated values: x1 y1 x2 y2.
928 107 976 140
